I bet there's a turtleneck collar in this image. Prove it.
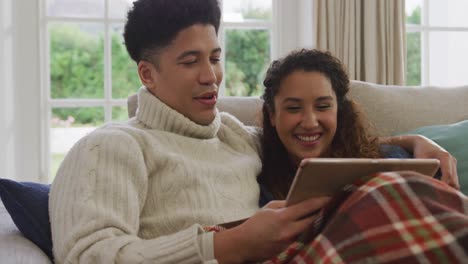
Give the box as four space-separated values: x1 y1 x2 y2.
135 87 221 139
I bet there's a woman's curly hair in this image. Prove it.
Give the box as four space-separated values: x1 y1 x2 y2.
258 49 381 199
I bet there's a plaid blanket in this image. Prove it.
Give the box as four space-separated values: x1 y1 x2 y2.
208 172 468 263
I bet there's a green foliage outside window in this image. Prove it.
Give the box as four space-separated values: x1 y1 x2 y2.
224 7 271 96
225 29 270 96
50 24 104 99
50 24 139 125
50 7 271 124
406 7 421 86
111 32 141 99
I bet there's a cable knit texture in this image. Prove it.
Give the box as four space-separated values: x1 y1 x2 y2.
49 87 261 263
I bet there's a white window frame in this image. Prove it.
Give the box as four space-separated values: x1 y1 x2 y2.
406 0 468 86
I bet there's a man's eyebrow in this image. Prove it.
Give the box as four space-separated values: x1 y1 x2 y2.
176 48 222 61
176 50 200 60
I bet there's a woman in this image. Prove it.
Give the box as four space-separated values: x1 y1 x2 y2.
259 49 381 200
259 48 455 200
257 49 468 263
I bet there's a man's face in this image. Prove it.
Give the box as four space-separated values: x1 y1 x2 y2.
140 24 223 125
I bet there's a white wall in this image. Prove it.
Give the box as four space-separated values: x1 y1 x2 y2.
0 0 43 182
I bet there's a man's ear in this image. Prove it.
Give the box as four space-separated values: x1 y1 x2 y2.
137 60 158 91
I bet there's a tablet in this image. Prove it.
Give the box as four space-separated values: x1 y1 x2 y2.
285 158 440 206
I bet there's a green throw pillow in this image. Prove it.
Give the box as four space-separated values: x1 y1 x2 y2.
403 120 468 195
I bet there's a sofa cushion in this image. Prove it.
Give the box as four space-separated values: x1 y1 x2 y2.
0 179 52 260
402 120 468 194
0 200 52 263
348 81 468 136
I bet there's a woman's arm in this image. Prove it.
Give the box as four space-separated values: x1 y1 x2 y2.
379 134 459 189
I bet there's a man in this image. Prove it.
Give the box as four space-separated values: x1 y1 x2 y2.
49 0 459 263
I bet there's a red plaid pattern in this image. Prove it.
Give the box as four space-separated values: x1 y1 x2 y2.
208 172 468 263
270 172 468 263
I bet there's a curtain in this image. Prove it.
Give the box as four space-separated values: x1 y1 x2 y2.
314 0 406 85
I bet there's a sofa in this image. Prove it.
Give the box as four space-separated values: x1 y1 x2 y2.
1 80 467 263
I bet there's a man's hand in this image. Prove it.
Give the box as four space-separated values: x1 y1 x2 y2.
381 135 459 189
411 135 459 189
213 197 330 263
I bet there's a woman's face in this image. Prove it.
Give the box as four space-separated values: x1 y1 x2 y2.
269 70 338 166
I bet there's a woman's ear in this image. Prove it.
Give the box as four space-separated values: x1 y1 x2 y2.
137 60 158 91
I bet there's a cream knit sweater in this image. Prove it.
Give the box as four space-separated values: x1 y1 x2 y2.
49 87 262 263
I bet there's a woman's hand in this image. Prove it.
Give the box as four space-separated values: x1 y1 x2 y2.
381 134 459 189
213 197 330 263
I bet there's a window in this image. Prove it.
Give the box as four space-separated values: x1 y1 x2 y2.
41 0 275 180
42 0 139 180
220 0 274 96
405 0 468 86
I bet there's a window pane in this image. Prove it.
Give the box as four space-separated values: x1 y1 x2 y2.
111 24 141 99
47 0 105 18
406 32 421 86
50 107 104 179
112 106 129 122
49 23 104 99
109 0 137 19
223 0 272 22
428 0 468 27
225 29 270 96
428 32 468 86
406 0 422 25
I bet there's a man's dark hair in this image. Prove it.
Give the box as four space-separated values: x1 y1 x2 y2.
123 0 221 64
